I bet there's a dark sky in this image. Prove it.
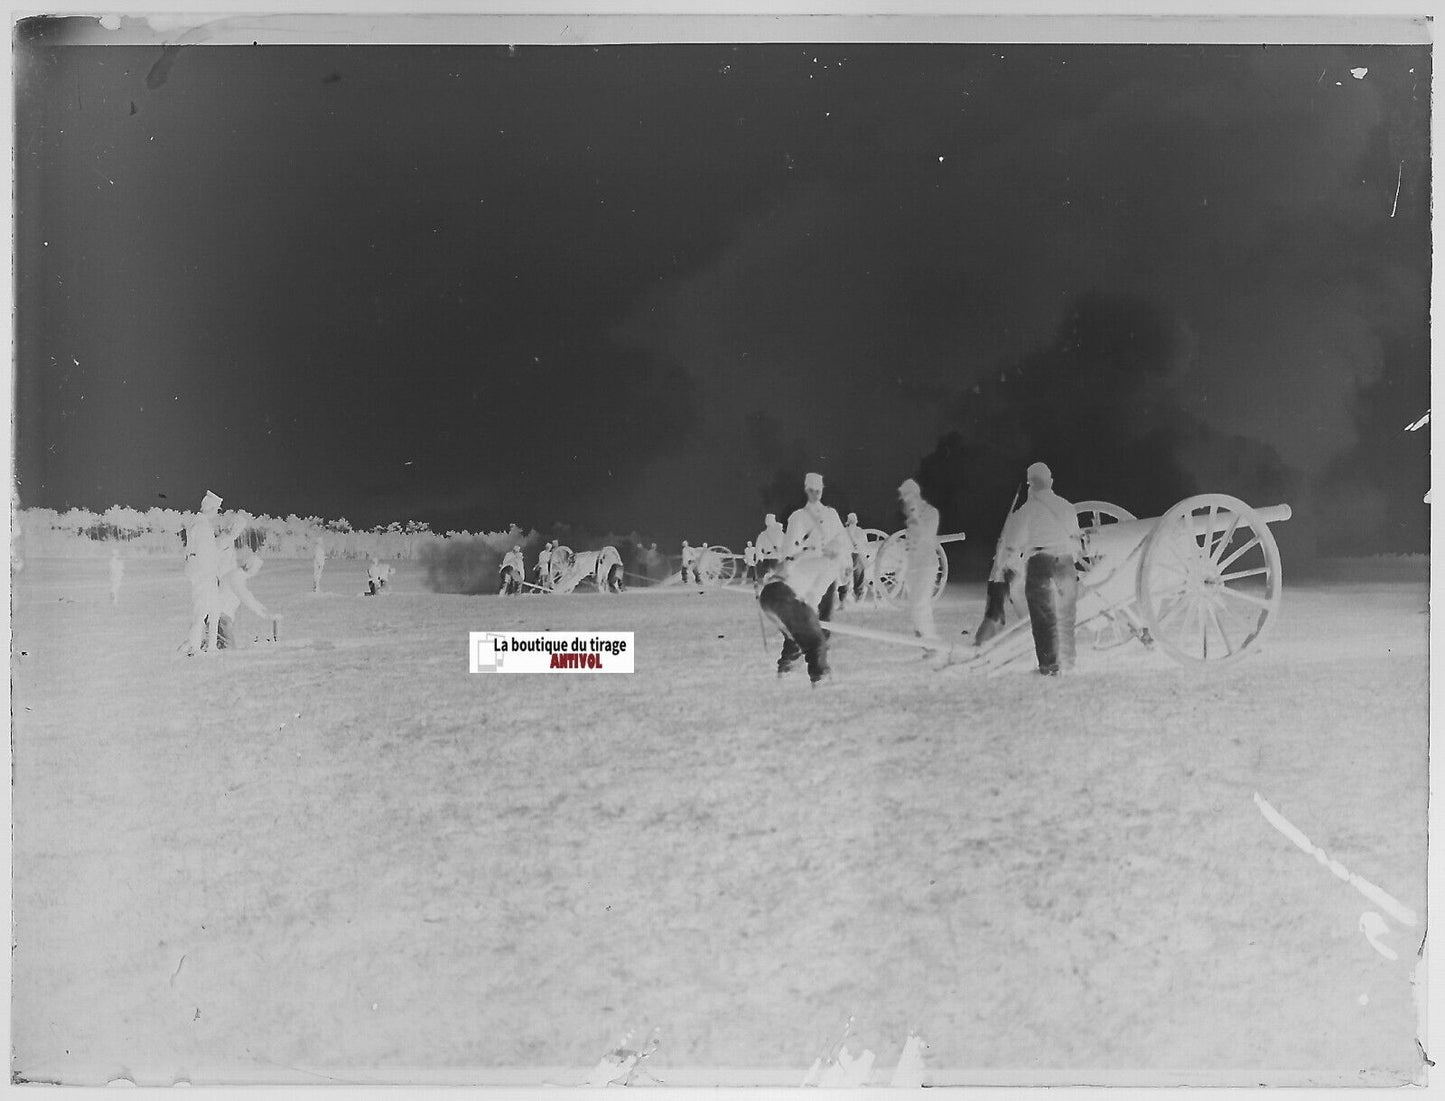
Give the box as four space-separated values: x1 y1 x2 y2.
13 24 1432 552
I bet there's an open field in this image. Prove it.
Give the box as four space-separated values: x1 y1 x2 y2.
9 554 1430 1086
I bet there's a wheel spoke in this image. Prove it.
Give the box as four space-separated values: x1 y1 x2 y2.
1151 579 1192 607
1205 604 1236 656
1156 535 1199 578
1210 512 1243 564
1218 585 1273 611
1181 598 1204 658
1155 591 1191 632
1219 565 1270 583
1217 533 1262 573
1214 590 1256 633
1197 504 1219 554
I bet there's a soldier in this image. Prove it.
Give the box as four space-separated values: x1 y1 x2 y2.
679 540 699 584
364 556 387 596
182 490 224 656
755 514 785 563
548 544 573 588
210 510 249 643
758 567 832 685
1000 462 1083 675
898 479 942 647
840 511 869 605
974 488 1028 646
771 472 852 678
312 538 326 593
742 540 759 584
499 544 526 595
535 541 555 590
216 551 279 649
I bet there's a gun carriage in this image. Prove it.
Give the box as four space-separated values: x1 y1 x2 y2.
976 493 1292 669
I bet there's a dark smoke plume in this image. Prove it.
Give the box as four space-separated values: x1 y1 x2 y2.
917 291 1294 575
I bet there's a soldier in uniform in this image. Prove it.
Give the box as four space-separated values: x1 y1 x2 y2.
498 544 526 595
898 479 942 646
182 490 224 655
765 472 853 679
1000 462 1083 675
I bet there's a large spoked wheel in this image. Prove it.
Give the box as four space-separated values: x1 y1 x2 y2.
1074 500 1141 649
1136 494 1284 666
1075 501 1137 566
697 545 735 586
874 531 949 603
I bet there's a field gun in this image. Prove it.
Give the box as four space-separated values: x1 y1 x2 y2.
976 493 1294 669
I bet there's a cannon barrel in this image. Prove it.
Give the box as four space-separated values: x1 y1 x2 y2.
1082 502 1292 564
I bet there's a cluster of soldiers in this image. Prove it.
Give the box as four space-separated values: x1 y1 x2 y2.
496 541 626 595
181 490 279 655
495 541 565 594
752 463 1082 685
751 471 941 685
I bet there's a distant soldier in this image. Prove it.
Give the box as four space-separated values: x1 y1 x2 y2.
548 544 573 588
207 510 248 642
499 544 526 595
597 545 625 593
638 541 665 582
364 556 388 596
843 512 870 603
216 551 279 649
898 479 941 646
679 540 700 584
755 513 785 562
312 538 326 593
535 541 555 589
742 540 759 584
108 545 125 604
182 490 224 656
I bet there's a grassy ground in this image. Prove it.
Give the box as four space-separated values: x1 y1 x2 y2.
9 554 1430 1086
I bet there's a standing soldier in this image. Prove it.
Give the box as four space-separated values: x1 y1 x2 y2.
312 538 326 593
742 540 759 584
840 511 869 605
535 541 555 590
679 540 698 584
548 544 572 588
755 513 785 564
498 544 526 595
182 490 224 656
898 479 942 646
999 462 1083 676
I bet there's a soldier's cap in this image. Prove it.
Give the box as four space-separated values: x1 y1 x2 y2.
803 472 824 491
765 513 776 524
898 478 921 497
1027 462 1053 484
201 490 223 510
513 545 521 552
847 512 858 523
